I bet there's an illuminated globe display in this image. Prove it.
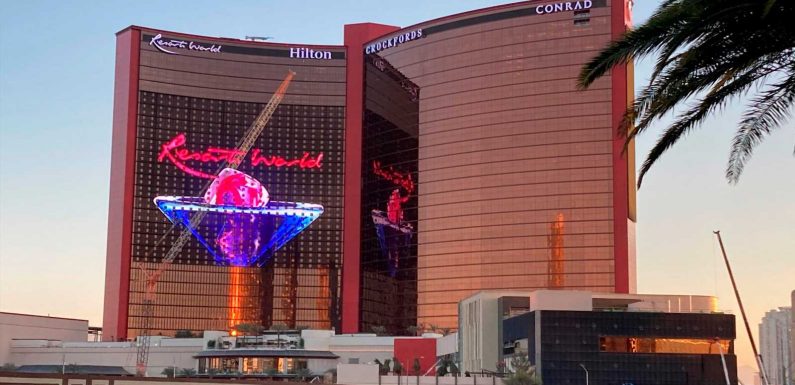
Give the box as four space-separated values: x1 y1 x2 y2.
155 168 323 267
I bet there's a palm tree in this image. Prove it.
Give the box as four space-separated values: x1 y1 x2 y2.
579 0 795 187
504 355 541 385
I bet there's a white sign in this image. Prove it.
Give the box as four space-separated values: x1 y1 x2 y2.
149 33 222 55
535 0 592 14
365 29 424 54
290 47 333 60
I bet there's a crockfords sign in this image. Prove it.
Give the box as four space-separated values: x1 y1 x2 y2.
365 29 424 54
290 47 332 60
149 33 222 54
535 0 592 14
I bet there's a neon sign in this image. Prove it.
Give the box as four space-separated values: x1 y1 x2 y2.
372 161 414 194
149 33 222 55
158 133 323 179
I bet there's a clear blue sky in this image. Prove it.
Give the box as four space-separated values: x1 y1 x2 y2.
1 1 792 381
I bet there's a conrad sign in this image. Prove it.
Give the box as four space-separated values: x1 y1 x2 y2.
535 0 593 14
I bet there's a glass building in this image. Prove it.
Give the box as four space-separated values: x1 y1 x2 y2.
104 29 346 339
105 0 636 339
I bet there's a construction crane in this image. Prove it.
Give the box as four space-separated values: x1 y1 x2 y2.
135 71 296 376
713 231 771 385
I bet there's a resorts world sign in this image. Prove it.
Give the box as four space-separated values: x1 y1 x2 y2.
158 133 324 179
149 33 222 54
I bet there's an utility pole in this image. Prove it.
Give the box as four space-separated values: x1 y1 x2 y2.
714 231 770 385
579 363 589 385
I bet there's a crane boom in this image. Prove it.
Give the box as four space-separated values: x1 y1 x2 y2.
135 71 296 376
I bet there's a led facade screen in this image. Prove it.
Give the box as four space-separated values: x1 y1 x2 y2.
105 29 347 339
360 54 420 334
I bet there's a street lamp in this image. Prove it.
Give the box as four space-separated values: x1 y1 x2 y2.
579 364 589 385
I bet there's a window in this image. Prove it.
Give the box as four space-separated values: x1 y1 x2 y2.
599 336 731 354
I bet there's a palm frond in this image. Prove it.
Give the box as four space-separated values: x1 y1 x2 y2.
726 74 795 183
580 0 795 185
636 60 784 187
578 1 692 88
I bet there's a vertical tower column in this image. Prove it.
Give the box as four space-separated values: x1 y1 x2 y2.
341 23 399 333
103 27 141 341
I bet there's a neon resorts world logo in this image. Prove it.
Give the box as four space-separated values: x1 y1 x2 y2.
149 33 222 55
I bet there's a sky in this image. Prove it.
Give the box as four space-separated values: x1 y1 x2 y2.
0 0 792 382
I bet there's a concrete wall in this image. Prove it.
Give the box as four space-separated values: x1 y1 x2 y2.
0 313 88 365
337 364 503 385
329 334 395 365
528 291 592 312
436 334 457 357
9 339 202 376
627 294 718 313
0 373 303 385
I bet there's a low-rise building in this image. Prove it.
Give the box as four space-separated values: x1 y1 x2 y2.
0 312 89 366
461 290 736 385
5 327 448 378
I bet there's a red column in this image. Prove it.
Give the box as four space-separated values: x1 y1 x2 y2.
102 26 140 340
341 23 399 333
610 1 634 293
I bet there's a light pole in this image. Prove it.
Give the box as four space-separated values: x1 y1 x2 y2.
579 364 589 385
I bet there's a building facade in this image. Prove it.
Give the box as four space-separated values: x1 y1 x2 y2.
456 290 736 385
104 28 347 340
105 0 636 340
760 306 793 385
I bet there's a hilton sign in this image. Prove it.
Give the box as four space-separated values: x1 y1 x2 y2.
290 47 333 60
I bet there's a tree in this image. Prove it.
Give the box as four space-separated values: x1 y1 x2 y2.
0 363 17 372
295 368 313 381
270 323 289 348
504 355 541 385
178 368 197 377
392 358 404 375
236 322 265 347
161 367 175 378
436 357 459 377
374 359 391 375
579 0 795 187
406 325 419 336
